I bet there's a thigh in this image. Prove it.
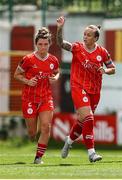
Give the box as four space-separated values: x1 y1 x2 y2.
90 93 100 113
38 98 54 113
25 118 37 135
37 111 53 132
71 87 91 110
77 106 92 120
71 87 93 120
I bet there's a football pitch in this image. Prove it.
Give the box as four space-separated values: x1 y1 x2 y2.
0 141 122 179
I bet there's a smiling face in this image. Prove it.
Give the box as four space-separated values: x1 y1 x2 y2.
36 38 50 56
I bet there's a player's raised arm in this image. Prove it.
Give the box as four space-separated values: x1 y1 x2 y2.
56 16 72 51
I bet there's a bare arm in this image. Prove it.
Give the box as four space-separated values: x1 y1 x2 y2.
57 16 72 51
98 60 115 75
49 68 60 84
104 67 115 75
104 59 116 74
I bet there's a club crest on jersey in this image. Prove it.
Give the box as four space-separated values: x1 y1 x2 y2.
96 55 102 62
83 96 88 102
50 63 54 69
27 108 33 114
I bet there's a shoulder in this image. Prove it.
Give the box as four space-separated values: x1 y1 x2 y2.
97 45 108 54
19 53 34 67
23 53 33 61
97 45 112 62
49 54 59 63
23 53 36 64
26 52 35 59
72 42 82 52
48 54 59 69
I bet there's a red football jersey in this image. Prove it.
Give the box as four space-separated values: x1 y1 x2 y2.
18 52 59 103
71 42 112 94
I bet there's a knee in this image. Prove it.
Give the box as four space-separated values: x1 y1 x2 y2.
28 130 36 141
78 113 93 122
41 123 51 135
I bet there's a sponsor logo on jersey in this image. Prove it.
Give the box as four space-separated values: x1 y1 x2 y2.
85 59 89 64
96 55 102 62
81 59 89 68
36 71 50 79
81 52 85 56
50 63 54 69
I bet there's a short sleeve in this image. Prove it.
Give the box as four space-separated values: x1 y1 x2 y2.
101 47 115 67
54 56 59 70
18 55 31 72
71 42 81 53
102 48 112 63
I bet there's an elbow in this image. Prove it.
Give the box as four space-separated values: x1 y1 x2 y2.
14 73 16 79
14 73 18 80
56 39 62 47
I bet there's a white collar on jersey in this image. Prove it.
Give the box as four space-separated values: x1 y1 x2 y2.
34 51 49 61
83 43 98 53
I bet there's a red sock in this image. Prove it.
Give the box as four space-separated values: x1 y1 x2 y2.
82 115 94 149
70 120 82 141
36 143 47 158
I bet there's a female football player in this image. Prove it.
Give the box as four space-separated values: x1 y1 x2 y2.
57 16 115 162
14 27 60 164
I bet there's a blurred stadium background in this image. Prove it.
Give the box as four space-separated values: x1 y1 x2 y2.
0 0 122 147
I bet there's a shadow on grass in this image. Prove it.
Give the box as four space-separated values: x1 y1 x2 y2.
59 163 75 166
1 160 122 167
100 160 122 163
0 162 26 165
27 162 82 166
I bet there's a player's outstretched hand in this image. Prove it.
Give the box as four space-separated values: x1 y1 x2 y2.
57 16 65 28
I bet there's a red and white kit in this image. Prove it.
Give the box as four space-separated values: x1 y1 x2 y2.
70 42 112 111
18 52 59 118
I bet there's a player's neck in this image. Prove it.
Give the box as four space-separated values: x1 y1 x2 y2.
35 51 49 60
83 43 97 52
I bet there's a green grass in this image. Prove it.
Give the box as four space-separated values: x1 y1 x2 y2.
0 140 122 179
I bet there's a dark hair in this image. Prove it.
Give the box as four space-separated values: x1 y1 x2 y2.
88 25 101 39
35 27 52 44
95 25 101 38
